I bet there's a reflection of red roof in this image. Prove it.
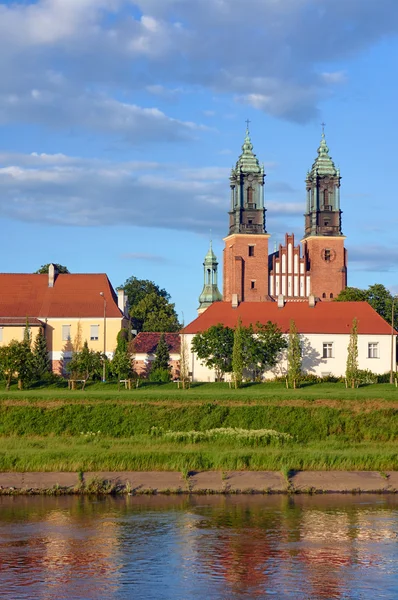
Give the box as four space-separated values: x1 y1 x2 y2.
0 317 43 326
132 332 180 354
0 274 122 318
182 301 395 335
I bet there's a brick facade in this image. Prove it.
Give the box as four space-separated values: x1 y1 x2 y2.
302 236 347 300
223 233 270 302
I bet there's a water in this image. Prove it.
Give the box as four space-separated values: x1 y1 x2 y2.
1 494 398 599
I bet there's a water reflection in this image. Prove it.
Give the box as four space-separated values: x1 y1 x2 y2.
1 495 398 599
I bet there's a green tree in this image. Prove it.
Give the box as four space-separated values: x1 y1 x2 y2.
35 264 70 274
287 320 302 389
151 334 171 371
247 321 288 381
232 318 244 388
130 292 180 333
111 349 134 388
335 284 398 329
0 341 21 390
334 287 367 302
192 324 234 381
67 341 102 390
346 317 359 388
32 328 51 378
120 276 170 308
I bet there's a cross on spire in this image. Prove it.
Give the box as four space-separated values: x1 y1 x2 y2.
245 118 251 131
321 121 326 134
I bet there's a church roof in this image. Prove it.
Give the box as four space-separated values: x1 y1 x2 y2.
308 131 339 179
233 127 263 174
0 273 122 319
182 301 395 335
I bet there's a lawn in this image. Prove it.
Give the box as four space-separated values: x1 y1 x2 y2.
0 380 397 403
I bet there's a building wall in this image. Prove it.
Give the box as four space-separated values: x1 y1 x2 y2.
0 326 41 346
303 236 347 300
185 332 395 382
134 353 180 379
223 233 270 302
269 233 309 299
45 317 126 374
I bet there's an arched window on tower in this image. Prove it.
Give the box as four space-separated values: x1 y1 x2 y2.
247 186 254 208
322 292 326 299
207 268 211 285
324 189 331 210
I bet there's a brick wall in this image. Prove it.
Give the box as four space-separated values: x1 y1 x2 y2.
303 236 347 300
223 233 270 302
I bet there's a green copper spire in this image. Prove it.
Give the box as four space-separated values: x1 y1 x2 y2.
233 124 262 174
198 241 222 313
309 129 338 178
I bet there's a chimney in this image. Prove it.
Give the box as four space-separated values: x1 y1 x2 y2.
48 263 58 288
117 289 128 315
232 293 239 309
277 294 285 308
309 294 316 308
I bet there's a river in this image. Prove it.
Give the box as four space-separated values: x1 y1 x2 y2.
1 494 398 599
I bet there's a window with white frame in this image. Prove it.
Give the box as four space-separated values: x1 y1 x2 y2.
368 342 379 358
62 325 71 342
0 327 3 342
90 325 99 341
322 342 333 359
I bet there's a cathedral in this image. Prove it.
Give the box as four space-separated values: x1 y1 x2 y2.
198 126 347 312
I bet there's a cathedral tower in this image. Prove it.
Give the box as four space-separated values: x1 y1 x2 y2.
302 129 347 300
198 241 222 314
223 126 270 302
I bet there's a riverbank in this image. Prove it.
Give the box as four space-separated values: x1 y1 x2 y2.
1 470 398 495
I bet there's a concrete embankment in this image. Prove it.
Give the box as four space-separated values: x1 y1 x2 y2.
1 470 398 495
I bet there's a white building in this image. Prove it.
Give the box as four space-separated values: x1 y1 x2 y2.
182 300 396 381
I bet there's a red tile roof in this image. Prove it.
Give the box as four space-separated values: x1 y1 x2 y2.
132 332 180 354
182 301 396 335
0 273 123 319
0 317 43 326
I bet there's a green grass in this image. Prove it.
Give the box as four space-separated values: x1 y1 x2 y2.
0 435 397 472
0 380 398 402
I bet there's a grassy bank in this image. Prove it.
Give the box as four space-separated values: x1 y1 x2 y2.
0 381 398 402
1 403 398 441
0 435 397 472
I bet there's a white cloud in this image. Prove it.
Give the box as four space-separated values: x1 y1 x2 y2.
0 0 396 129
0 151 302 233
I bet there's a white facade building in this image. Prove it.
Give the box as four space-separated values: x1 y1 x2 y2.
182 300 396 381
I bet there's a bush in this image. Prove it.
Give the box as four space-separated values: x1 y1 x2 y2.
149 368 171 383
150 426 293 446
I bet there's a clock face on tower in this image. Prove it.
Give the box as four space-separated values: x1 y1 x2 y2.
321 248 336 262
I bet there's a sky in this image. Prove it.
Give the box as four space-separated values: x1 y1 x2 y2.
0 0 398 324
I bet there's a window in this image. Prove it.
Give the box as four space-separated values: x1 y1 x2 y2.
250 280 256 289
368 343 378 358
324 249 331 262
248 245 255 257
90 325 99 341
0 327 2 342
247 186 253 204
322 343 333 359
248 219 253 225
62 325 71 342
322 292 326 298
330 293 334 299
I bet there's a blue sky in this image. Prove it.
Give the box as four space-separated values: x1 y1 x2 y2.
0 0 398 324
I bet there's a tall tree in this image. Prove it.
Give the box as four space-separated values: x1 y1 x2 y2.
120 276 169 308
249 321 288 380
151 334 171 373
232 318 244 388
32 328 51 378
130 293 180 333
287 320 302 389
192 324 234 381
0 341 21 390
346 318 359 389
35 264 70 274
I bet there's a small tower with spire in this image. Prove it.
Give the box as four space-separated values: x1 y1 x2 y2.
302 127 347 301
223 123 270 304
198 241 222 314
